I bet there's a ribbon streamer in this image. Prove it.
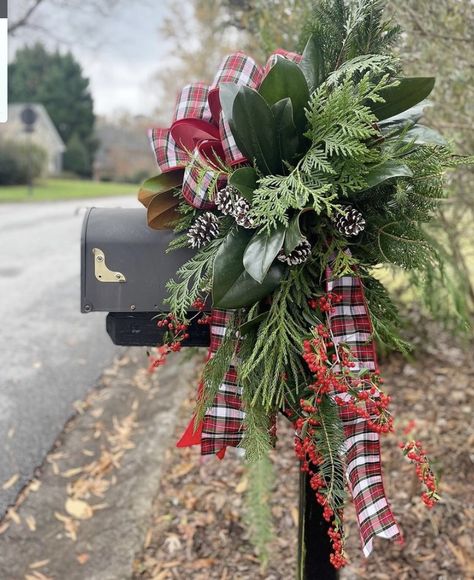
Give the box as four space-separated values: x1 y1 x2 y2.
325 269 402 555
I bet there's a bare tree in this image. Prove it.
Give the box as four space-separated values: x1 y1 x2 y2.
9 0 130 36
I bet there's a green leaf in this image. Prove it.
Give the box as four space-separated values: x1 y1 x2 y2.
259 57 310 134
220 83 280 175
365 160 413 188
284 211 307 254
379 100 431 128
239 311 269 335
229 166 258 203
213 229 286 309
402 125 447 147
272 98 300 164
243 224 286 283
371 78 435 121
299 35 325 92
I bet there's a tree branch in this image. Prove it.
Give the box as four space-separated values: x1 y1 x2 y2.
8 0 46 34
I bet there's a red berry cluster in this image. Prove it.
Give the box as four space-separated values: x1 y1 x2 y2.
191 297 206 311
148 314 192 373
399 440 440 508
294 429 347 569
308 292 343 313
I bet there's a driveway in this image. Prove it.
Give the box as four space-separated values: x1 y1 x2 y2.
0 195 140 515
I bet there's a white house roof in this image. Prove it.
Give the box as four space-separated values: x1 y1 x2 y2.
6 103 66 152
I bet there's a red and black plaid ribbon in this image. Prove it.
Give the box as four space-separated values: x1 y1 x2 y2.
325 270 402 556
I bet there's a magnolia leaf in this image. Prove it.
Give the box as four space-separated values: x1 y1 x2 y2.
229 166 258 203
221 83 280 175
272 98 300 163
259 57 310 134
147 190 180 229
213 229 285 309
402 125 447 147
284 211 308 254
299 34 325 92
243 224 286 283
372 78 435 121
239 311 269 335
379 100 432 128
365 160 413 188
138 171 184 208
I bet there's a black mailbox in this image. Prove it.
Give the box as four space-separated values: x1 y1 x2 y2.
81 207 210 347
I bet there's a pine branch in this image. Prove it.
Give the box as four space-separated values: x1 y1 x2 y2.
244 453 275 569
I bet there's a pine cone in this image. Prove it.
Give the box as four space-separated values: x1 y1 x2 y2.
216 184 256 229
278 239 312 266
187 212 220 248
234 197 256 229
333 206 366 237
215 185 237 216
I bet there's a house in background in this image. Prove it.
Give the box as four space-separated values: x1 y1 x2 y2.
94 116 157 183
0 104 66 175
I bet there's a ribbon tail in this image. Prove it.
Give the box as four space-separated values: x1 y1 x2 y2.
326 269 402 556
176 416 202 448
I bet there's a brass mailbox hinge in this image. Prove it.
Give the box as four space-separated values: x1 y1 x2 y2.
93 248 126 283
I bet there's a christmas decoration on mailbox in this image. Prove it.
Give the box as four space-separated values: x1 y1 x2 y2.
139 0 473 570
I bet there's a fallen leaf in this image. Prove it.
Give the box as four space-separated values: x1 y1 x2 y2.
65 498 94 520
235 477 248 494
61 467 84 478
2 473 19 490
77 553 90 565
29 560 50 569
7 509 21 525
26 516 37 532
144 528 153 549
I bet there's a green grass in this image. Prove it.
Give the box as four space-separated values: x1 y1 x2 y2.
0 178 136 202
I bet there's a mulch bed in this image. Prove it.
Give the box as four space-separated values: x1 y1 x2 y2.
133 326 474 580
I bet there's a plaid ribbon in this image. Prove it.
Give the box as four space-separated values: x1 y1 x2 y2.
177 309 244 457
201 309 244 454
149 49 300 209
325 269 402 556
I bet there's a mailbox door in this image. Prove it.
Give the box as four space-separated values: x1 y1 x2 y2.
81 207 195 313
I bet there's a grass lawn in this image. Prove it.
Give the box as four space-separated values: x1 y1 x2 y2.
0 178 136 202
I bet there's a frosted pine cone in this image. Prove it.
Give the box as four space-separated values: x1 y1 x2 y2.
234 197 256 229
333 206 366 237
277 239 312 266
215 185 237 216
187 212 220 249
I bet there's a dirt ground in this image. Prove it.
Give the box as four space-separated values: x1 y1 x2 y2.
132 324 474 580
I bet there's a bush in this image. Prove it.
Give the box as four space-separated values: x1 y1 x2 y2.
63 134 91 177
0 140 47 185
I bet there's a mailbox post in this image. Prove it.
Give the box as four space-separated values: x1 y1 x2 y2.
81 206 338 579
20 105 38 196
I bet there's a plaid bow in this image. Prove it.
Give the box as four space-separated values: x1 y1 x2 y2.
149 49 301 210
325 268 402 556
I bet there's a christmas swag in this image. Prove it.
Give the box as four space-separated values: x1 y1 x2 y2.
138 0 472 570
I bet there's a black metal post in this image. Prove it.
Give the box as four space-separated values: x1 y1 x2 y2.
298 468 339 580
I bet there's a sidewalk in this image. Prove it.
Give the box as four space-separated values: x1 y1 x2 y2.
0 349 202 580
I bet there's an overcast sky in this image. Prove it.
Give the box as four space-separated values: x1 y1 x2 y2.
9 1 174 118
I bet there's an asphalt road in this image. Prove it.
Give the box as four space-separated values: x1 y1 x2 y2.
0 195 140 515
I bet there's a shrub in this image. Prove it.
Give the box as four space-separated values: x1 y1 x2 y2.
0 140 47 185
